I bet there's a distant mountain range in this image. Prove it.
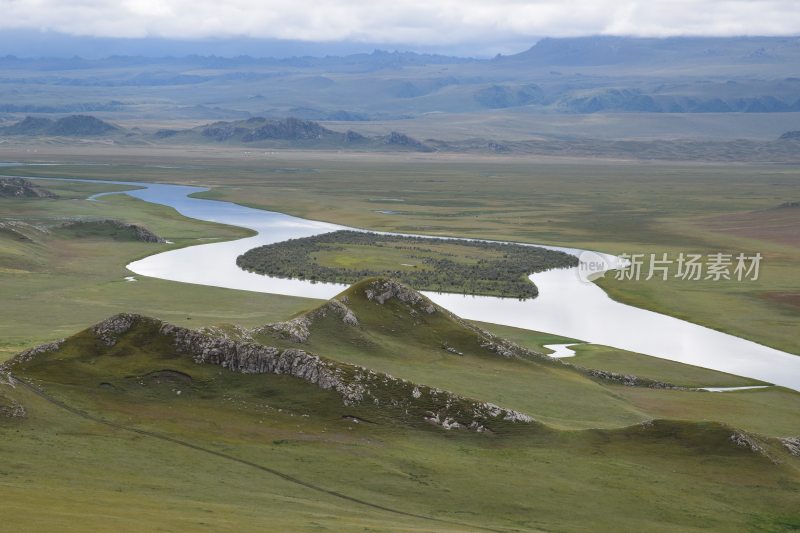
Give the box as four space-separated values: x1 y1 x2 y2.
0 115 437 152
0 36 799 125
0 115 118 136
2 114 799 164
499 36 800 66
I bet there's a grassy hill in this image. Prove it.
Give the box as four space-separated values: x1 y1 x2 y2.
1 287 799 531
251 278 800 436
0 177 57 198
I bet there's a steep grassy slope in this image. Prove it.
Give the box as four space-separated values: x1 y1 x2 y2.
1 309 799 531
252 278 800 436
254 278 656 429
10 313 536 433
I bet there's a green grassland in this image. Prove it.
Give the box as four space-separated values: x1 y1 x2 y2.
0 179 317 359
473 321 582 351
251 279 800 437
2 301 799 531
6 148 796 354
567 344 763 388
0 173 767 395
475 322 765 388
0 166 799 530
594 209 800 355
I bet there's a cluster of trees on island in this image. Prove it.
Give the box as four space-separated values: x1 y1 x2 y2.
237 230 578 299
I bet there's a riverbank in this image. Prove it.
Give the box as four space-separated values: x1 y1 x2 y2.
39 175 794 390
5 149 795 355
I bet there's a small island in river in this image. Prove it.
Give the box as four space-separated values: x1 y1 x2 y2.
236 230 578 299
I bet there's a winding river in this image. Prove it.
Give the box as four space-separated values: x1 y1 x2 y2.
23 176 800 390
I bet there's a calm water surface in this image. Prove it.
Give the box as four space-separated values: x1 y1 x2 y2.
24 176 800 390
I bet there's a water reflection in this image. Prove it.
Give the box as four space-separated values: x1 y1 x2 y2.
24 176 800 390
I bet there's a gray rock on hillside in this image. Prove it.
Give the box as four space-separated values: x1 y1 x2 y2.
10 313 537 433
0 399 26 418
255 298 358 343
781 437 800 456
0 177 58 198
92 313 141 346
364 278 436 313
161 319 536 431
59 219 166 243
6 339 65 365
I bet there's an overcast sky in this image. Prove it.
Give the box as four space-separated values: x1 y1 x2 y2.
1 0 799 56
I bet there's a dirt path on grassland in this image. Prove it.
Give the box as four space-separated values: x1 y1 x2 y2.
8 373 515 533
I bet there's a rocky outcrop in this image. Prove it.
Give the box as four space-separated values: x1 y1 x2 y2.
478 340 517 358
781 437 800 456
0 221 37 242
159 320 534 431
584 368 682 390
730 431 766 455
164 321 353 390
258 316 313 343
197 324 253 342
59 219 165 243
0 177 57 199
0 374 24 418
255 298 358 343
364 279 436 314
458 317 684 389
265 278 685 391
6 339 65 366
329 299 359 326
8 319 538 433
468 325 684 389
0 399 26 418
91 313 139 346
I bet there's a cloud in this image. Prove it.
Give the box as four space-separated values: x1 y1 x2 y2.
0 0 798 44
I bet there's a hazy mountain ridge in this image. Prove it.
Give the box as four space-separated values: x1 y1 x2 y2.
1 36 799 126
502 35 800 67
0 115 118 136
3 113 800 162
147 116 431 151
